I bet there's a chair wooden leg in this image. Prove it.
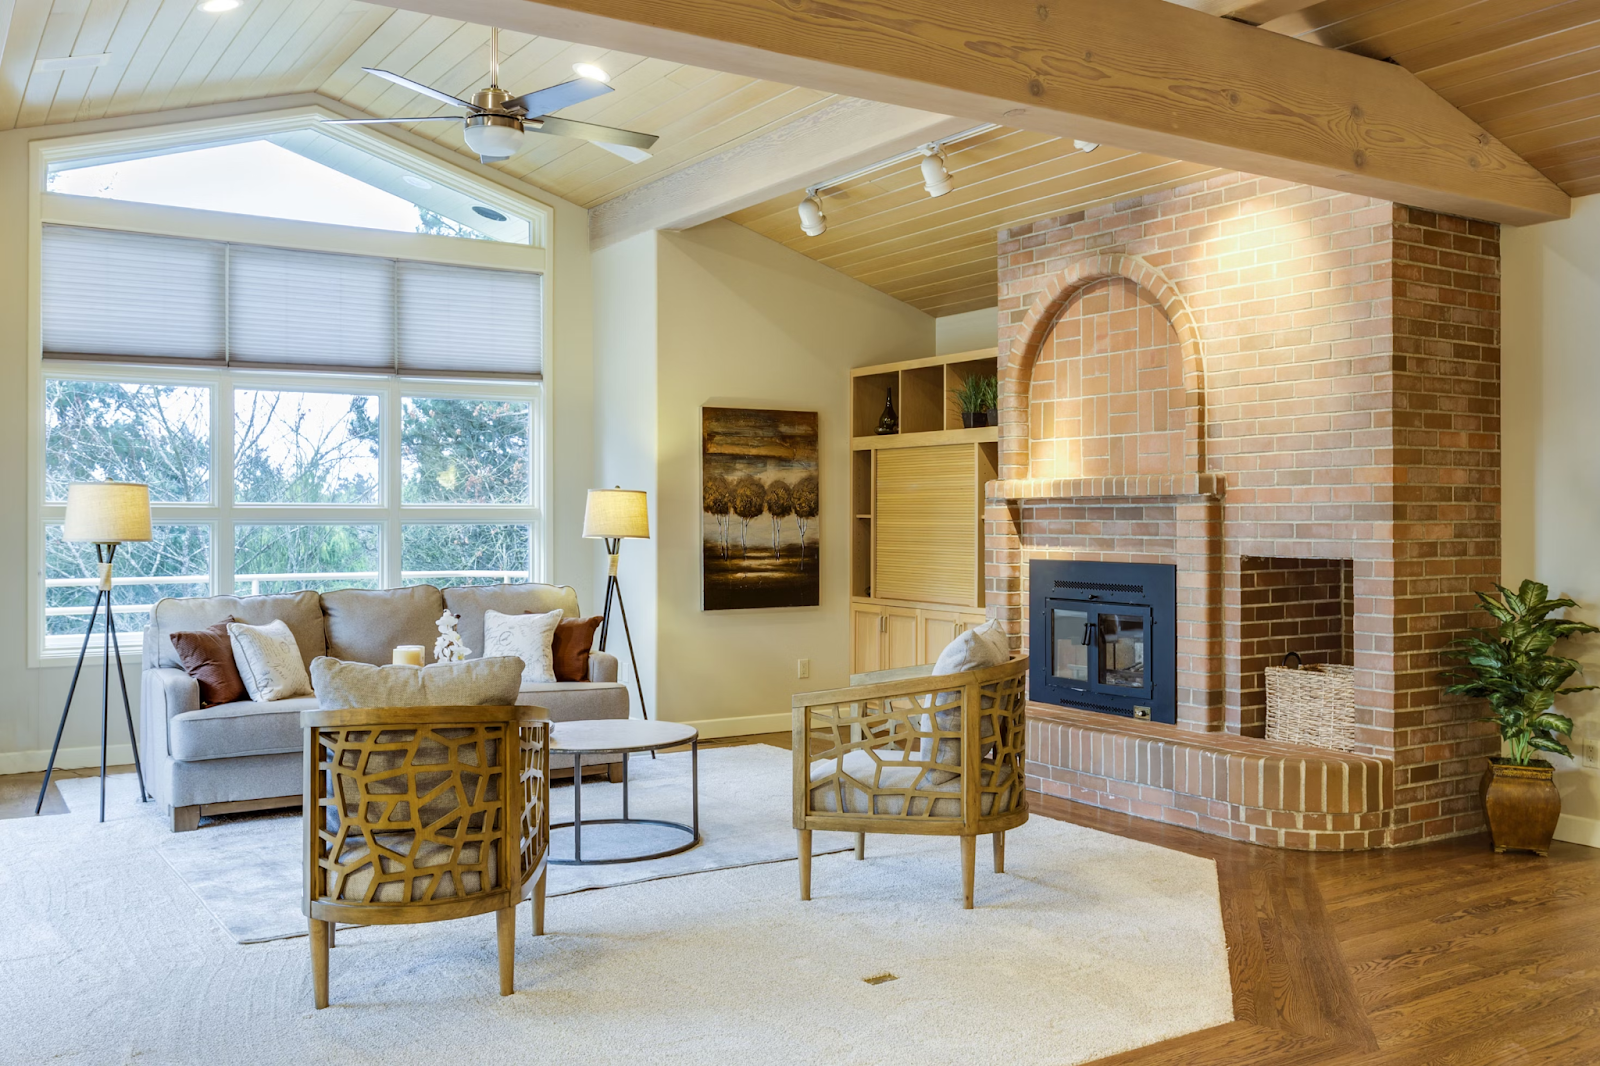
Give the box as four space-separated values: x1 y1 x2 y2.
960 835 976 910
854 832 866 860
310 919 330 1010
993 830 1006 874
798 829 812 901
497 905 516 997
327 923 335 949
532 867 547 936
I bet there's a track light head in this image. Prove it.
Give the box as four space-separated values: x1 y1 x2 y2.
797 194 826 237
1073 140 1100 153
920 149 952 197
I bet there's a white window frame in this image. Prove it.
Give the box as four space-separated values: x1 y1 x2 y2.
28 107 556 665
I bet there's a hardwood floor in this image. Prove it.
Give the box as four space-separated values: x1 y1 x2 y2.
3 734 1597 1064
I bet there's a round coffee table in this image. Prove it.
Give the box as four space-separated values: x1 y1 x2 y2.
549 719 700 865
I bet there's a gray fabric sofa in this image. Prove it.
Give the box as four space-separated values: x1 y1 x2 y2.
140 582 627 831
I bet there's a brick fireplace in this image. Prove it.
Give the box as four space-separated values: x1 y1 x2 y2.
989 173 1501 850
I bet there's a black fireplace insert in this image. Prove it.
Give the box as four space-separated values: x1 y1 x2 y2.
1028 559 1177 724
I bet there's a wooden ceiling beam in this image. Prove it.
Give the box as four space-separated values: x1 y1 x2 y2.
1166 0 1327 27
399 0 1569 224
588 96 971 247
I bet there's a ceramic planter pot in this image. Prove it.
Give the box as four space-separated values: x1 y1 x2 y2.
1480 757 1561 855
961 409 998 429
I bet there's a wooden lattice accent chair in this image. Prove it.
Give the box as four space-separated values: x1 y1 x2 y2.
793 655 1028 908
302 705 550 1009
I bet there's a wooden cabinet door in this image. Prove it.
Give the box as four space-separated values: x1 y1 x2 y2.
851 604 885 674
883 607 920 670
874 445 979 605
920 609 963 665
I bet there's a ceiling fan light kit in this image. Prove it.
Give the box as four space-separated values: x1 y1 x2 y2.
323 27 657 165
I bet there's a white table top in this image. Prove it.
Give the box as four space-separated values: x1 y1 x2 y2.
549 718 699 755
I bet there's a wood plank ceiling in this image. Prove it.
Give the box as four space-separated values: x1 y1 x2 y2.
738 0 1600 316
0 0 835 208
2 0 1598 315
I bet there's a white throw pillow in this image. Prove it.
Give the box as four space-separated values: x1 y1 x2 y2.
227 619 312 702
482 608 563 685
920 619 1010 764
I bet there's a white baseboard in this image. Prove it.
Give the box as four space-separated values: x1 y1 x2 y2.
1555 812 1600 850
676 712 791 741
0 744 137 777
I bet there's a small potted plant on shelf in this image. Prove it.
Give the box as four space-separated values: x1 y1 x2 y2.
1443 580 1597 855
952 374 999 428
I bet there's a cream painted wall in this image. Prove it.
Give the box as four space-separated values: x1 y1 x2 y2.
934 307 999 355
1504 194 1600 848
593 221 933 737
0 98 599 774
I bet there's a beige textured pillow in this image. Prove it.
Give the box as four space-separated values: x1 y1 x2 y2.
310 656 525 710
920 619 1010 764
482 608 563 685
227 619 312 702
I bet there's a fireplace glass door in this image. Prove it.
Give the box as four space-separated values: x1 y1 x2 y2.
1048 599 1156 703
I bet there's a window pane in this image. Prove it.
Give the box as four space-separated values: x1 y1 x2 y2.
234 390 378 504
45 379 211 503
45 524 210 641
401 524 531 587
401 397 531 504
234 524 378 596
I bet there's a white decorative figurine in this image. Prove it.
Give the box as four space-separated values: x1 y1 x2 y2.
434 610 470 663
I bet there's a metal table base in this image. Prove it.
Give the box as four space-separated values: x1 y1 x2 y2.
550 742 700 865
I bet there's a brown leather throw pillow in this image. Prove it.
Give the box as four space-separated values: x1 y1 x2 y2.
170 618 247 707
550 616 603 683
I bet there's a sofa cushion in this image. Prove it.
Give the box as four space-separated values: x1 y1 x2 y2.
322 585 445 665
228 620 313 702
444 583 580 663
169 619 244 707
310 656 525 709
484 608 562 685
168 695 317 761
515 681 629 723
149 590 324 671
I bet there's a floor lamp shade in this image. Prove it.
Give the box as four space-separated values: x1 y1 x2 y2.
63 482 152 543
583 489 649 540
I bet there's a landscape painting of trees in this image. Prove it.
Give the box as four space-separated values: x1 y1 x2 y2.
701 407 819 611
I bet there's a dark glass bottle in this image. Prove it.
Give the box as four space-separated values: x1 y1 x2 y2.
876 389 898 435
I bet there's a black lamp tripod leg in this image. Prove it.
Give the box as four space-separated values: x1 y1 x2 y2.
107 599 147 803
612 578 648 723
35 590 103 815
100 575 111 824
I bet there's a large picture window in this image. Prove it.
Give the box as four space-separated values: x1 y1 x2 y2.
39 370 540 653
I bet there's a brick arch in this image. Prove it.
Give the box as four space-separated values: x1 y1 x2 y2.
999 253 1205 480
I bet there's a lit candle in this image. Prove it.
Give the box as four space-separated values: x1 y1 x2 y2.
393 645 424 666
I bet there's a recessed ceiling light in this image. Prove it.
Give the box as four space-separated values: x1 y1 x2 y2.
472 205 508 222
198 0 240 11
403 175 432 189
572 63 610 82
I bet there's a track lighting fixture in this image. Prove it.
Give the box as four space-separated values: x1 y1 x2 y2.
793 123 998 237
919 148 953 197
1073 140 1100 153
797 193 827 236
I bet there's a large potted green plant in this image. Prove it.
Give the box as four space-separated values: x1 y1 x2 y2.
1443 580 1596 855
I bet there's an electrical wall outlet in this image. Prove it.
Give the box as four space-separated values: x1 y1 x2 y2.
797 658 810 679
1584 740 1599 768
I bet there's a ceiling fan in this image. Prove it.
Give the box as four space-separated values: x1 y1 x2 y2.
322 28 658 165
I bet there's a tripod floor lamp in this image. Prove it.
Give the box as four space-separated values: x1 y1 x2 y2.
36 481 151 822
583 488 650 721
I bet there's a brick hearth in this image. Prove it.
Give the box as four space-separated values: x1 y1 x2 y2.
989 173 1500 850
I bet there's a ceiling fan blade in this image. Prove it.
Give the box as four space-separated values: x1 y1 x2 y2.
506 78 612 117
530 116 657 151
319 116 463 124
363 67 477 110
596 142 653 163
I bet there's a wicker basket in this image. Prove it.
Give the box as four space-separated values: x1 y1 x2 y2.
1265 658 1356 752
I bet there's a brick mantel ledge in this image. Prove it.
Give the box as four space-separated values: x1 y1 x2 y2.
1027 704 1394 850
989 473 1225 501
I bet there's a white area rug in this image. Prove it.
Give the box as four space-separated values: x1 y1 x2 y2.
122 745 851 943
5 759 1235 1065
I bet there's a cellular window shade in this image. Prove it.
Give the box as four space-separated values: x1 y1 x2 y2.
398 262 541 376
228 245 394 369
42 226 224 362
